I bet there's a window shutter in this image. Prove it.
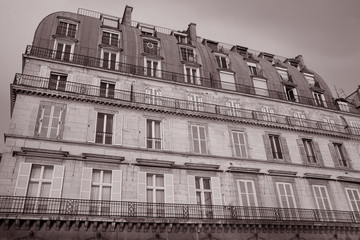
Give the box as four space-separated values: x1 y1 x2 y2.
313 141 324 166
328 143 339 167
34 105 45 137
187 175 197 204
321 94 327 107
113 114 123 145
111 170 122 201
341 145 351 168
138 117 146 148
80 167 92 199
58 105 66 139
262 134 273 160
137 172 147 202
162 120 171 150
14 163 32 196
50 165 65 198
280 136 291 162
164 174 174 203
297 139 308 164
211 177 222 205
86 109 97 143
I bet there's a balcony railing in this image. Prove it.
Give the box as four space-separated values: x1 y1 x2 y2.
13 74 360 137
0 196 358 223
24 45 351 113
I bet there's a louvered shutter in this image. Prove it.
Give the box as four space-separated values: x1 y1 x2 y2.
211 177 222 205
262 134 272 160
49 165 65 198
313 141 324 166
297 139 308 164
162 120 171 150
113 113 123 145
86 109 97 142
111 170 122 201
138 117 146 148
14 163 32 196
280 136 291 162
187 175 197 204
137 172 147 202
58 105 66 139
328 143 339 167
164 174 174 203
80 168 92 199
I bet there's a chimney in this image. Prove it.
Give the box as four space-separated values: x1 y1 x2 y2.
295 55 306 69
187 23 197 42
121 5 133 26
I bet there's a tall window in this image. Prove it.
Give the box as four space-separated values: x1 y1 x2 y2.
101 50 118 70
284 86 298 102
312 185 333 220
95 113 113 144
269 135 283 160
26 165 53 198
144 58 161 77
226 100 241 117
302 139 316 164
100 81 115 98
184 66 200 84
188 94 203 111
313 92 327 107
215 55 229 69
253 78 269 96
102 30 119 47
143 39 159 55
36 103 65 139
345 188 360 212
191 125 207 154
180 47 195 62
54 41 73 61
56 21 77 38
49 72 67 91
145 88 161 105
90 169 112 214
276 182 297 208
146 119 161 149
231 131 247 158
147 174 165 217
195 177 212 205
260 106 276 122
333 143 348 167
237 180 258 206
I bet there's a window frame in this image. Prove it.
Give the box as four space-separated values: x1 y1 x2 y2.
101 29 120 47
53 39 75 61
190 123 208 154
230 130 248 158
146 119 162 150
180 47 196 62
100 80 115 98
302 138 317 164
100 48 120 70
35 102 66 139
144 56 161 78
253 78 269 96
184 65 200 84
56 19 78 38
95 112 114 145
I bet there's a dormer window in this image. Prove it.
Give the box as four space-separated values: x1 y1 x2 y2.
102 30 120 47
56 20 77 38
102 16 119 28
277 67 292 82
180 47 196 62
214 54 229 69
247 62 263 77
174 32 188 44
313 91 327 107
139 24 155 36
143 39 160 55
338 101 350 112
304 73 315 87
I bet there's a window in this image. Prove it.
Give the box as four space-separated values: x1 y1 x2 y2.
95 113 113 144
260 106 276 122
90 169 112 214
146 173 165 217
180 47 196 62
304 73 315 87
226 100 241 117
345 188 360 212
338 101 350 112
322 117 336 131
231 131 247 158
191 125 207 154
215 55 229 69
253 78 269 96
145 88 161 105
143 39 159 55
333 143 348 167
269 135 283 160
102 30 119 47
276 182 297 209
350 121 360 135
144 57 161 77
293 112 306 127
247 62 262 77
302 139 316 164
26 165 53 198
100 81 115 98
313 92 327 107
237 180 258 206
146 119 161 149
54 40 73 61
312 185 334 220
284 86 298 102
184 66 200 84
36 103 65 139
56 20 77 38
101 49 118 70
174 33 188 44
219 71 236 91
195 177 212 205
49 72 67 91
188 94 203 111
277 68 291 81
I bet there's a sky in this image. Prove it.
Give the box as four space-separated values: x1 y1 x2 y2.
0 0 359 151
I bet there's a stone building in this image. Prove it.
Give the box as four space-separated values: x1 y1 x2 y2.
0 5 360 240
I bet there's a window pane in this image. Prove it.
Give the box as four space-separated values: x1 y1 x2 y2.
156 175 164 187
91 186 100 200
102 186 111 201
92 170 101 183
147 174 153 187
103 171 112 184
156 190 164 203
192 126 198 139
147 189 153 203
40 183 51 197
195 177 200 189
27 182 39 197
204 192 212 205
199 127 206 140
42 166 53 180
30 165 42 179
203 178 211 190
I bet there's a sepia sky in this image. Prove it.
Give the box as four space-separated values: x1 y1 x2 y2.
0 0 359 151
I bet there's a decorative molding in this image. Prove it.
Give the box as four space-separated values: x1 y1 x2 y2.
268 170 297 176
136 158 175 167
184 162 220 170
304 173 332 179
227 166 261 173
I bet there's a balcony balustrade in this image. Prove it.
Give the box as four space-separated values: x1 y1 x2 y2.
0 196 358 224
13 74 360 137
23 45 352 113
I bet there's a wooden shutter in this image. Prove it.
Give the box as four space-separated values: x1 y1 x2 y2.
164 174 174 203
34 104 44 137
313 141 324 166
138 117 146 148
297 139 308 164
113 114 123 145
80 167 92 199
262 134 273 160
280 136 291 162
86 109 97 143
342 145 351 168
328 143 339 167
137 172 147 202
162 120 171 150
14 163 32 196
50 165 65 198
211 177 222 205
111 170 122 201
187 175 197 204
58 105 66 139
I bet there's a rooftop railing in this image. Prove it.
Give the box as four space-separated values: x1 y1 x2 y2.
0 196 358 223
13 73 360 137
24 45 354 114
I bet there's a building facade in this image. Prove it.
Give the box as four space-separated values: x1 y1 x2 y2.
0 6 360 240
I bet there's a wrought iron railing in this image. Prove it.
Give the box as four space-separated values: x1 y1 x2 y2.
23 45 349 113
0 196 359 223
13 74 360 137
